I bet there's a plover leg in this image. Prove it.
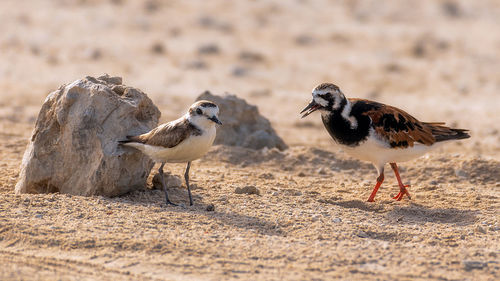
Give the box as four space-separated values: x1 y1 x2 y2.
184 161 193 206
390 163 411 201
159 163 177 206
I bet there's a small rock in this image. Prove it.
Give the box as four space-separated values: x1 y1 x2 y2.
152 173 182 189
259 173 275 179
185 60 208 70
442 1 462 18
317 167 326 175
151 42 166 54
272 191 279 196
429 180 438 185
231 66 249 77
197 43 220 55
295 34 315 45
235 185 260 195
463 260 487 271
297 172 306 177
333 218 342 223
206 204 215 212
455 169 468 178
238 51 265 63
357 231 369 238
34 214 43 219
475 226 487 234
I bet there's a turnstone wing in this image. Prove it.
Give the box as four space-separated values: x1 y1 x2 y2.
301 83 470 202
119 100 222 206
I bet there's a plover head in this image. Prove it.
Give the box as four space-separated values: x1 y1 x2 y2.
300 83 345 118
187 100 222 129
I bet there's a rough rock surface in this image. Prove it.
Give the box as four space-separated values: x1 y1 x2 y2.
15 75 160 196
196 91 287 150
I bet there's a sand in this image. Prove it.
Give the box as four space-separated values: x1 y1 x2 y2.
0 0 499 280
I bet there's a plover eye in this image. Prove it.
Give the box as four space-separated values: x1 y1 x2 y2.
196 108 202 115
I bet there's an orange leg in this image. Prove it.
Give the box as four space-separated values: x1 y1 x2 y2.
367 173 384 202
390 163 411 201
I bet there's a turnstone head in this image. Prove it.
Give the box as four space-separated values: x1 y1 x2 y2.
301 83 470 202
119 100 221 206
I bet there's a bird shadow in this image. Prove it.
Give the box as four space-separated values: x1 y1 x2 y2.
108 188 285 237
387 203 479 225
319 197 478 225
318 198 387 213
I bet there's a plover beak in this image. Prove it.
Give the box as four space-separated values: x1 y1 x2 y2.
300 100 320 118
209 116 223 125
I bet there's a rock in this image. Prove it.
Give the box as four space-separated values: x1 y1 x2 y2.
15 75 160 196
235 185 260 195
357 231 369 238
206 204 215 212
333 218 342 223
151 42 166 54
196 91 287 150
197 43 220 55
463 260 487 271
475 226 487 234
152 172 183 189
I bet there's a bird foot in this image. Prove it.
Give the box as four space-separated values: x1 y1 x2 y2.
165 200 178 207
393 185 411 201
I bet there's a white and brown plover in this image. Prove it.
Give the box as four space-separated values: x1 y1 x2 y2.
120 100 222 206
301 83 470 202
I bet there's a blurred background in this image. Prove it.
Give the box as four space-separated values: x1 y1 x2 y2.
0 0 499 158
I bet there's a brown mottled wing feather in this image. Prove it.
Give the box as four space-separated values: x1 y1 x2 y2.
351 98 436 148
351 99 469 148
128 118 197 148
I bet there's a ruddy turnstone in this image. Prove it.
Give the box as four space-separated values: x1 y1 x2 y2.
119 100 222 206
301 83 470 202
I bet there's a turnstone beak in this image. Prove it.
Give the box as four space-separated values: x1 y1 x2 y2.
300 100 321 118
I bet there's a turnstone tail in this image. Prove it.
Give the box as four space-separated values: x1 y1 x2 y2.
301 83 470 202
119 100 222 206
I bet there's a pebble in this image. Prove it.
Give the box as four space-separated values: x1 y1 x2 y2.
357 231 369 238
297 172 306 177
197 43 220 55
333 218 342 223
463 260 487 271
206 204 215 212
475 226 487 234
34 214 43 219
235 185 260 195
311 215 320 222
455 169 468 178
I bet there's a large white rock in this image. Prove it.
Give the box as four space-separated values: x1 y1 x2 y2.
15 75 160 196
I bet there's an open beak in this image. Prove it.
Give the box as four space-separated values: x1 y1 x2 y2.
300 100 321 118
209 116 223 125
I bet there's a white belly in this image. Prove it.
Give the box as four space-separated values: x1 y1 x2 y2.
125 127 216 163
342 133 436 167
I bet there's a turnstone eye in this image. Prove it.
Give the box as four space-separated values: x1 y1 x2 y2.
196 108 202 115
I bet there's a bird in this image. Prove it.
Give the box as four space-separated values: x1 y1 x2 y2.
300 83 470 202
119 100 222 206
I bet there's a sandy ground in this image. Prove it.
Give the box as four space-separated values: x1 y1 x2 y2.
1 0 499 280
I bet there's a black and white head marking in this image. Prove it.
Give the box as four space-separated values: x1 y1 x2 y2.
188 100 222 128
